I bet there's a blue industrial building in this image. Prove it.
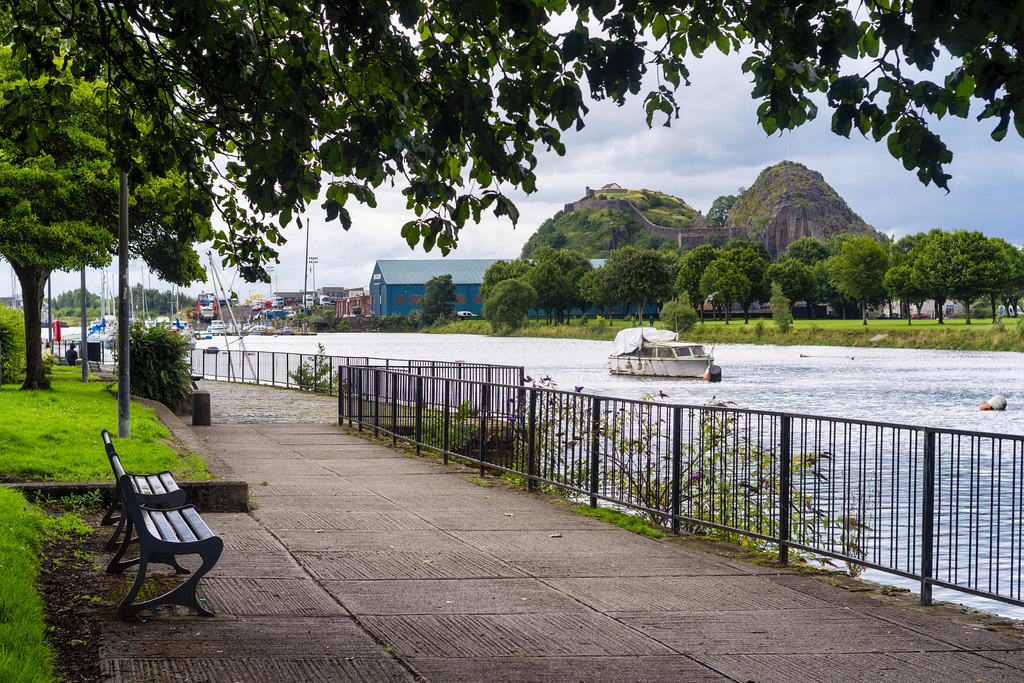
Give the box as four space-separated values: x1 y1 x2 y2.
370 260 501 317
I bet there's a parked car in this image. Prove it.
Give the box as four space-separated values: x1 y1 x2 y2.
457 311 478 319
911 313 930 319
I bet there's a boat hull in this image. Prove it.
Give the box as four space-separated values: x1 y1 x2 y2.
607 355 712 378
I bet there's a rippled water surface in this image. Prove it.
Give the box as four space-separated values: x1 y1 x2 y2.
199 332 1023 436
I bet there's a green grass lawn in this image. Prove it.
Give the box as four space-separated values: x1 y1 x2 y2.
0 488 54 682
0 367 209 481
433 315 1024 352
0 366 210 682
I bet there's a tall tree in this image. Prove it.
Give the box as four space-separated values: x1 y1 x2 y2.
610 249 674 320
724 247 769 323
674 245 720 322
0 52 209 390
7 1 1021 278
483 279 537 333
699 259 750 324
783 236 829 266
706 192 739 227
480 259 533 300
766 259 818 315
914 229 1000 324
829 236 889 325
420 274 456 325
526 247 591 324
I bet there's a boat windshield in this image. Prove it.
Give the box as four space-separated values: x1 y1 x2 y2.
674 347 691 357
692 346 705 356
656 348 674 358
639 347 655 357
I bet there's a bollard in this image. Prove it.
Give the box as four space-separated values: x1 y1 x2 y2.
192 391 211 426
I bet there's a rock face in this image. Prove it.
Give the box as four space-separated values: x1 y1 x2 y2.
726 162 878 258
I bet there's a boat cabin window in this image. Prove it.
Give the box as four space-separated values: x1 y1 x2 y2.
692 346 705 356
656 348 674 358
674 347 690 357
639 347 654 357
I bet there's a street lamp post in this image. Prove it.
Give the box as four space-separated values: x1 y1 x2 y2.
308 257 318 306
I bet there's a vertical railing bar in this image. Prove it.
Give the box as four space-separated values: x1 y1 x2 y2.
778 413 792 567
589 396 601 509
921 428 936 606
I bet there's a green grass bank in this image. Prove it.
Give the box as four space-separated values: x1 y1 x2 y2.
429 316 1024 352
0 367 210 681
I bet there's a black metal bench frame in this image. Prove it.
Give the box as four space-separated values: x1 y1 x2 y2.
100 429 186 552
106 447 223 618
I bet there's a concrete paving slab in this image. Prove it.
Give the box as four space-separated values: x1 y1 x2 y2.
250 495 404 513
697 651 1024 683
101 615 384 658
261 434 365 445
247 481 371 497
317 458 459 476
447 529 692 558
271 528 473 553
294 549 524 581
550 574 829 612
251 424 348 436
224 460 335 477
407 655 728 682
412 508 610 531
321 578 590 616
198 577 348 616
254 509 437 531
361 612 675 658
104 656 416 683
211 550 309 580
617 608 951 654
508 551 753 579
300 445 408 459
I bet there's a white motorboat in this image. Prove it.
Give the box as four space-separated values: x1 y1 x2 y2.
608 328 719 380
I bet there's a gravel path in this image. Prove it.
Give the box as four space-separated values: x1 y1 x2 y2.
197 378 338 424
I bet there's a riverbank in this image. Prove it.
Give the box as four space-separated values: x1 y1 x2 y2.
428 316 1024 352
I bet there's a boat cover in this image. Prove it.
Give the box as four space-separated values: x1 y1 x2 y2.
611 327 678 356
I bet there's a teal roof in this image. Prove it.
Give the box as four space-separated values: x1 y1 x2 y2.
373 259 504 285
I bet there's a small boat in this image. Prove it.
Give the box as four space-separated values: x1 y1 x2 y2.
246 321 273 336
608 328 718 380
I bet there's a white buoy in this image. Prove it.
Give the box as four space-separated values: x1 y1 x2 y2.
979 395 1007 411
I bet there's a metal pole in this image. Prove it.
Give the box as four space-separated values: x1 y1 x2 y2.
590 397 601 509
671 406 682 535
778 415 792 566
921 429 937 605
80 270 87 383
47 277 52 345
117 172 130 437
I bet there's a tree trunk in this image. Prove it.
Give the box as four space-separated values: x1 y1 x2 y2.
861 298 868 325
12 263 51 390
742 303 750 324
963 299 972 324
936 298 945 324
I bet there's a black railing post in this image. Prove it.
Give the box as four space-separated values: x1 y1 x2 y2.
479 383 490 477
779 414 792 567
443 379 451 464
590 397 601 509
342 366 350 423
391 371 398 447
527 389 537 492
271 351 276 386
373 370 380 437
921 428 937 605
671 406 682 536
415 374 423 457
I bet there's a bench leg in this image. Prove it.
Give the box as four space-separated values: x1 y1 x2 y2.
107 517 191 575
116 538 223 619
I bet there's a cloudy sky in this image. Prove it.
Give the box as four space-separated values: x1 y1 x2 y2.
8 48 1023 302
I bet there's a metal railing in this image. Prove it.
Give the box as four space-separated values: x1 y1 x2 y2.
189 348 523 395
338 363 1024 610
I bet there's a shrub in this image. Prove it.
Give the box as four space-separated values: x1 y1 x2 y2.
770 283 793 333
128 322 193 412
659 296 698 333
0 303 26 384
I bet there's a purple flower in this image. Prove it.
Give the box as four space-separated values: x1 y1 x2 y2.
574 386 584 392
507 417 516 423
689 473 704 482
541 375 551 382
508 397 515 402
524 375 532 382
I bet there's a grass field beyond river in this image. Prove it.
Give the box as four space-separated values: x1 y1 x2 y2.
432 316 1024 353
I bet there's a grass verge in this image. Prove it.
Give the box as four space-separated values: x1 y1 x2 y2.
429 316 1024 352
0 487 54 682
0 367 209 481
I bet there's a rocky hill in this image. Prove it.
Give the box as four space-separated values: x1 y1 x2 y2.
726 162 878 257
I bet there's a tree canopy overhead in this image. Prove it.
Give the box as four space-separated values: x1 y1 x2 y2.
7 0 1020 279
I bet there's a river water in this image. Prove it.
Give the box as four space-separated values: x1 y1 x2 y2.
196 332 1023 436
194 331 1024 619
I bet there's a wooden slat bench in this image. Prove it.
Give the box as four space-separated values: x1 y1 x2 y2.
100 429 186 552
105 444 223 618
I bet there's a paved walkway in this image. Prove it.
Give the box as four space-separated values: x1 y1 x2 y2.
101 381 1024 682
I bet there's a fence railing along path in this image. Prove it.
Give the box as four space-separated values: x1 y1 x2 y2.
337 362 1024 613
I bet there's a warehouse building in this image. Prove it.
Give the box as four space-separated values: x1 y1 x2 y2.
369 259 501 317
